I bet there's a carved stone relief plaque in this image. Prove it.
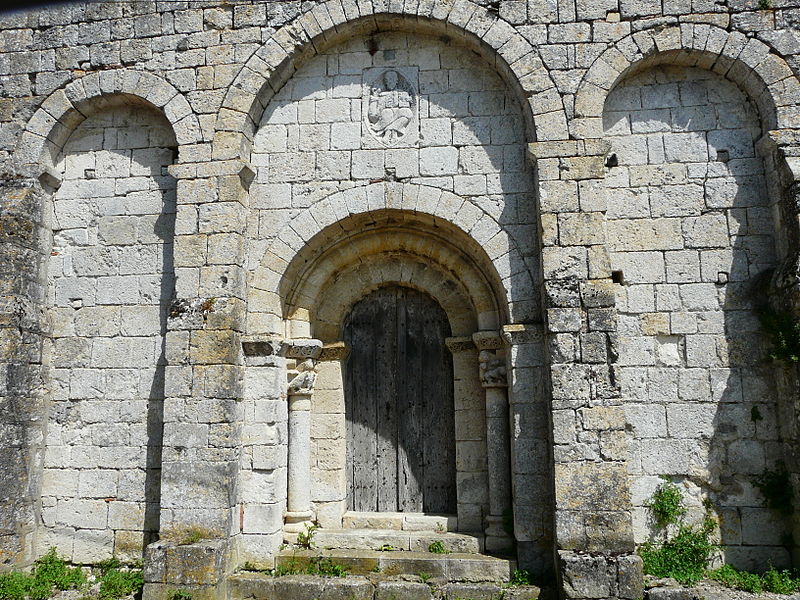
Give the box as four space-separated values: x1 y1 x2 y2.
362 67 419 148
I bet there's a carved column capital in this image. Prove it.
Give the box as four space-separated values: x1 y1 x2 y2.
287 358 318 397
472 330 504 350
319 341 350 361
501 323 545 346
283 338 323 359
445 336 476 354
478 349 507 388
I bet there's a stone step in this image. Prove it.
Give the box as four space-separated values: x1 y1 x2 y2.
274 548 513 581
342 511 457 532
284 528 482 553
229 573 542 599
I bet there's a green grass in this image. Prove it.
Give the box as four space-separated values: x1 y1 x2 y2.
94 558 144 600
0 550 145 600
640 516 716 585
427 541 448 554
0 548 87 600
709 564 800 594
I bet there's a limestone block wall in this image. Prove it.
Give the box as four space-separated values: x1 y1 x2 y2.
41 101 176 564
0 1 798 597
248 30 540 330
604 65 788 567
242 28 550 564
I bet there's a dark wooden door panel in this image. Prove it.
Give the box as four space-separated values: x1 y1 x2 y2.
344 286 455 514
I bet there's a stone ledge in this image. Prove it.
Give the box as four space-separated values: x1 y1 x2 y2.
227 573 543 600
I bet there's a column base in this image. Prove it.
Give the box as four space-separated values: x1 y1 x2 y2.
484 515 514 553
283 510 315 534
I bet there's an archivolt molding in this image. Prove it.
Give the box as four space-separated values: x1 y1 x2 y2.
312 253 479 341
214 0 569 162
251 182 537 331
15 68 202 180
574 24 799 137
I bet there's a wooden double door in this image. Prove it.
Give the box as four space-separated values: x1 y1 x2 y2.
343 285 456 514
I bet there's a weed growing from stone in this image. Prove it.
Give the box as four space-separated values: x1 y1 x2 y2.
509 569 534 586
94 558 144 600
271 561 302 577
295 524 319 550
309 557 347 578
0 572 37 600
269 555 347 578
643 478 800 593
640 517 716 585
0 551 145 600
427 540 448 554
757 306 800 363
0 548 87 600
639 482 716 585
648 481 686 529
417 572 432 583
162 525 216 546
709 564 800 594
168 590 193 600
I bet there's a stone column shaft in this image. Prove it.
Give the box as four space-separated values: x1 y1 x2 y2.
485 386 512 518
283 339 322 533
473 331 513 553
285 393 313 528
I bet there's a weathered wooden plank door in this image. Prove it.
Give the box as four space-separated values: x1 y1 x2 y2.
344 286 456 514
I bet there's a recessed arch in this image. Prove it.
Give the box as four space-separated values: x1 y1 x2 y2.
574 25 798 138
15 68 201 179
249 182 540 335
309 246 481 341
213 0 570 167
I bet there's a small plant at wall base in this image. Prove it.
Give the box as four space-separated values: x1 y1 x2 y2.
308 557 347 578
640 517 717 585
94 558 144 600
427 540 449 554
0 548 87 600
296 523 319 550
639 482 716 585
709 564 800 594
510 569 535 586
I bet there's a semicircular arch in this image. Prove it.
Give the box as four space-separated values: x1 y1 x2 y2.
574 25 798 138
214 0 569 165
313 252 479 341
250 182 538 333
16 68 201 178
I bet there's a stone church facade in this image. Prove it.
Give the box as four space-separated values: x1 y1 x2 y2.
1 0 800 598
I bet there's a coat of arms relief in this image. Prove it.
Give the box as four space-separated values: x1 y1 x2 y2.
362 67 419 148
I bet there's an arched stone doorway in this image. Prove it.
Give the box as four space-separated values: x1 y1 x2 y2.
243 203 540 556
343 285 456 514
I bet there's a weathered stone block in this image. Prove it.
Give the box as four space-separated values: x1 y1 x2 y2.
559 552 615 599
